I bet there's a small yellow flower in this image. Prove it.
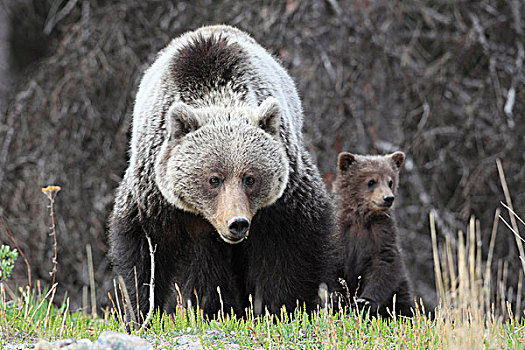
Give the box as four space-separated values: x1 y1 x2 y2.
41 185 62 194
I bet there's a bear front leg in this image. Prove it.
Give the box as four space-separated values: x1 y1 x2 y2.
391 277 414 316
358 253 405 317
109 215 172 326
245 191 338 315
172 237 245 318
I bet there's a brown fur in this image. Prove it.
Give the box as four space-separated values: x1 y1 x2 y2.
109 26 339 320
170 34 249 104
335 151 413 317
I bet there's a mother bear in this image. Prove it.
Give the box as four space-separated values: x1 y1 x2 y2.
109 25 338 320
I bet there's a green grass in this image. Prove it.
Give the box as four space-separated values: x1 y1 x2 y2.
1 285 525 349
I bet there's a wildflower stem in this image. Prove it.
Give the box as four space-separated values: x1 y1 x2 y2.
42 186 61 288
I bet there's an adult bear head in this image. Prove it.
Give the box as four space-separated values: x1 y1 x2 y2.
155 97 290 244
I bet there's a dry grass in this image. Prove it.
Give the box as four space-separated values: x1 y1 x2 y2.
428 174 525 349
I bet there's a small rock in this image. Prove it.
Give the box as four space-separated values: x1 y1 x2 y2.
176 337 189 346
95 331 153 350
64 339 92 350
204 330 222 338
174 335 202 349
34 341 53 350
58 340 76 348
298 329 307 338
34 338 93 350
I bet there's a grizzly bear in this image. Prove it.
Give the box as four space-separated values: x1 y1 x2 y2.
334 151 413 317
108 25 338 321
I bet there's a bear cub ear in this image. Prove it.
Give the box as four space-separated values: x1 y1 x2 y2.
166 102 200 141
255 97 281 137
338 152 358 172
389 151 405 169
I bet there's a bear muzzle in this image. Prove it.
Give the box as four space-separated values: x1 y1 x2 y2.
221 216 250 243
371 193 395 211
214 182 252 244
382 194 394 206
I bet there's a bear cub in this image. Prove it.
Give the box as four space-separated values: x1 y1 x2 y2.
334 151 413 317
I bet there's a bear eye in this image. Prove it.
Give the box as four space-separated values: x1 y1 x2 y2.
244 176 256 187
388 180 393 188
209 176 222 188
367 179 376 188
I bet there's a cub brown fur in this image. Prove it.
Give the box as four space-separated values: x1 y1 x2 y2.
334 151 413 317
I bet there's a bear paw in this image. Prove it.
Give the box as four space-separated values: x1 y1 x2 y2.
355 297 379 315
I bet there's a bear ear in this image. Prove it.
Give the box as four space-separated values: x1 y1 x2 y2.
338 152 358 172
255 97 281 137
166 102 200 140
389 151 405 169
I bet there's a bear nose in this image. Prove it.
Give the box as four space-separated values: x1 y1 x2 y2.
227 216 250 238
383 194 395 206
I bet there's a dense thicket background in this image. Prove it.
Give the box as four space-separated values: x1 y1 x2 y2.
0 0 524 311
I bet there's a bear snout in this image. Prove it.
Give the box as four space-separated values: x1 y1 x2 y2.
371 193 395 211
383 194 394 206
226 216 251 240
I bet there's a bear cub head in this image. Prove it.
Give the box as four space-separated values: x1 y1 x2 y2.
155 97 289 244
335 152 405 216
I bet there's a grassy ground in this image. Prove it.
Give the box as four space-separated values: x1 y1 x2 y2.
1 288 524 349
1 235 525 349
